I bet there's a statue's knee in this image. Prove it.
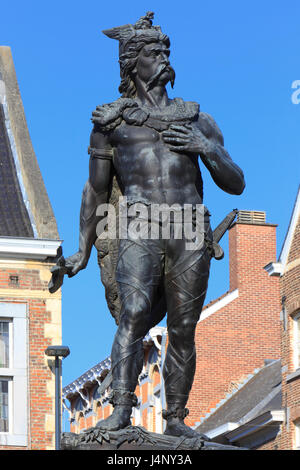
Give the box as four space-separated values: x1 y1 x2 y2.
168 317 197 349
120 296 150 332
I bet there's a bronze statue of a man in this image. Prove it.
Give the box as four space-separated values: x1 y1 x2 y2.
62 12 245 438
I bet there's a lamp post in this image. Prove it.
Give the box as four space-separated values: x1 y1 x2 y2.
45 345 70 450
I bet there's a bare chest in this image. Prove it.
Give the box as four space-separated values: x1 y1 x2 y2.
110 123 160 147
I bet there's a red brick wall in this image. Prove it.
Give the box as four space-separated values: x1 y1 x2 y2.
153 367 160 388
188 222 281 423
258 436 282 450
0 268 47 290
0 266 56 450
280 211 300 450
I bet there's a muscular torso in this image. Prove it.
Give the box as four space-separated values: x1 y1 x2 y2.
109 122 203 206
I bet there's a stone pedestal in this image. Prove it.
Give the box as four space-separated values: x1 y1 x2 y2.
61 425 247 450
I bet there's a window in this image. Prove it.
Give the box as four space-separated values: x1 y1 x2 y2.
0 319 12 434
293 312 300 370
295 421 300 450
0 379 9 432
0 320 10 368
0 303 27 447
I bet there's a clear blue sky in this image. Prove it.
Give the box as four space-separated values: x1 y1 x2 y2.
1 0 300 391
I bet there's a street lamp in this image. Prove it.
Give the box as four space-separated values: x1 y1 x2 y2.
45 345 70 450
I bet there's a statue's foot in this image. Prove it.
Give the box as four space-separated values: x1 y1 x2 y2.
164 419 210 440
95 405 132 432
162 408 211 441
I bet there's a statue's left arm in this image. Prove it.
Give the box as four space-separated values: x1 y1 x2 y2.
162 112 245 195
195 112 245 195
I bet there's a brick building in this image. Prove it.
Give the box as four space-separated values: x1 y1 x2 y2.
63 327 166 433
188 209 281 426
63 209 282 438
193 187 300 450
0 47 61 450
196 358 283 448
264 185 300 449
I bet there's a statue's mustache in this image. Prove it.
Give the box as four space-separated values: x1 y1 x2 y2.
146 64 176 91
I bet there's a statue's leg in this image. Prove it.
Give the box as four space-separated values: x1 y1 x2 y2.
96 237 163 431
162 222 212 438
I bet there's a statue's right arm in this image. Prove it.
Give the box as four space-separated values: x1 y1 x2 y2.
65 125 113 277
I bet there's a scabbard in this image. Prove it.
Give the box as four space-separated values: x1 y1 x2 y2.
211 209 238 260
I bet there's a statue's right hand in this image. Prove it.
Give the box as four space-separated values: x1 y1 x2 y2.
65 252 89 278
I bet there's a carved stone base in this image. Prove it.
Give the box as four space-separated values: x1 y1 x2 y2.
61 425 247 450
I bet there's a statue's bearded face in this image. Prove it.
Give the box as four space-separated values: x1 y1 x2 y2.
135 41 175 90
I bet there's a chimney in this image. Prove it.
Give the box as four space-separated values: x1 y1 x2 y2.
229 210 278 293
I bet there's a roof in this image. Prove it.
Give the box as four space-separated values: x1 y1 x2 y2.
63 356 112 400
278 185 300 266
0 46 59 240
201 290 231 312
264 185 300 277
0 103 34 237
196 359 282 435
